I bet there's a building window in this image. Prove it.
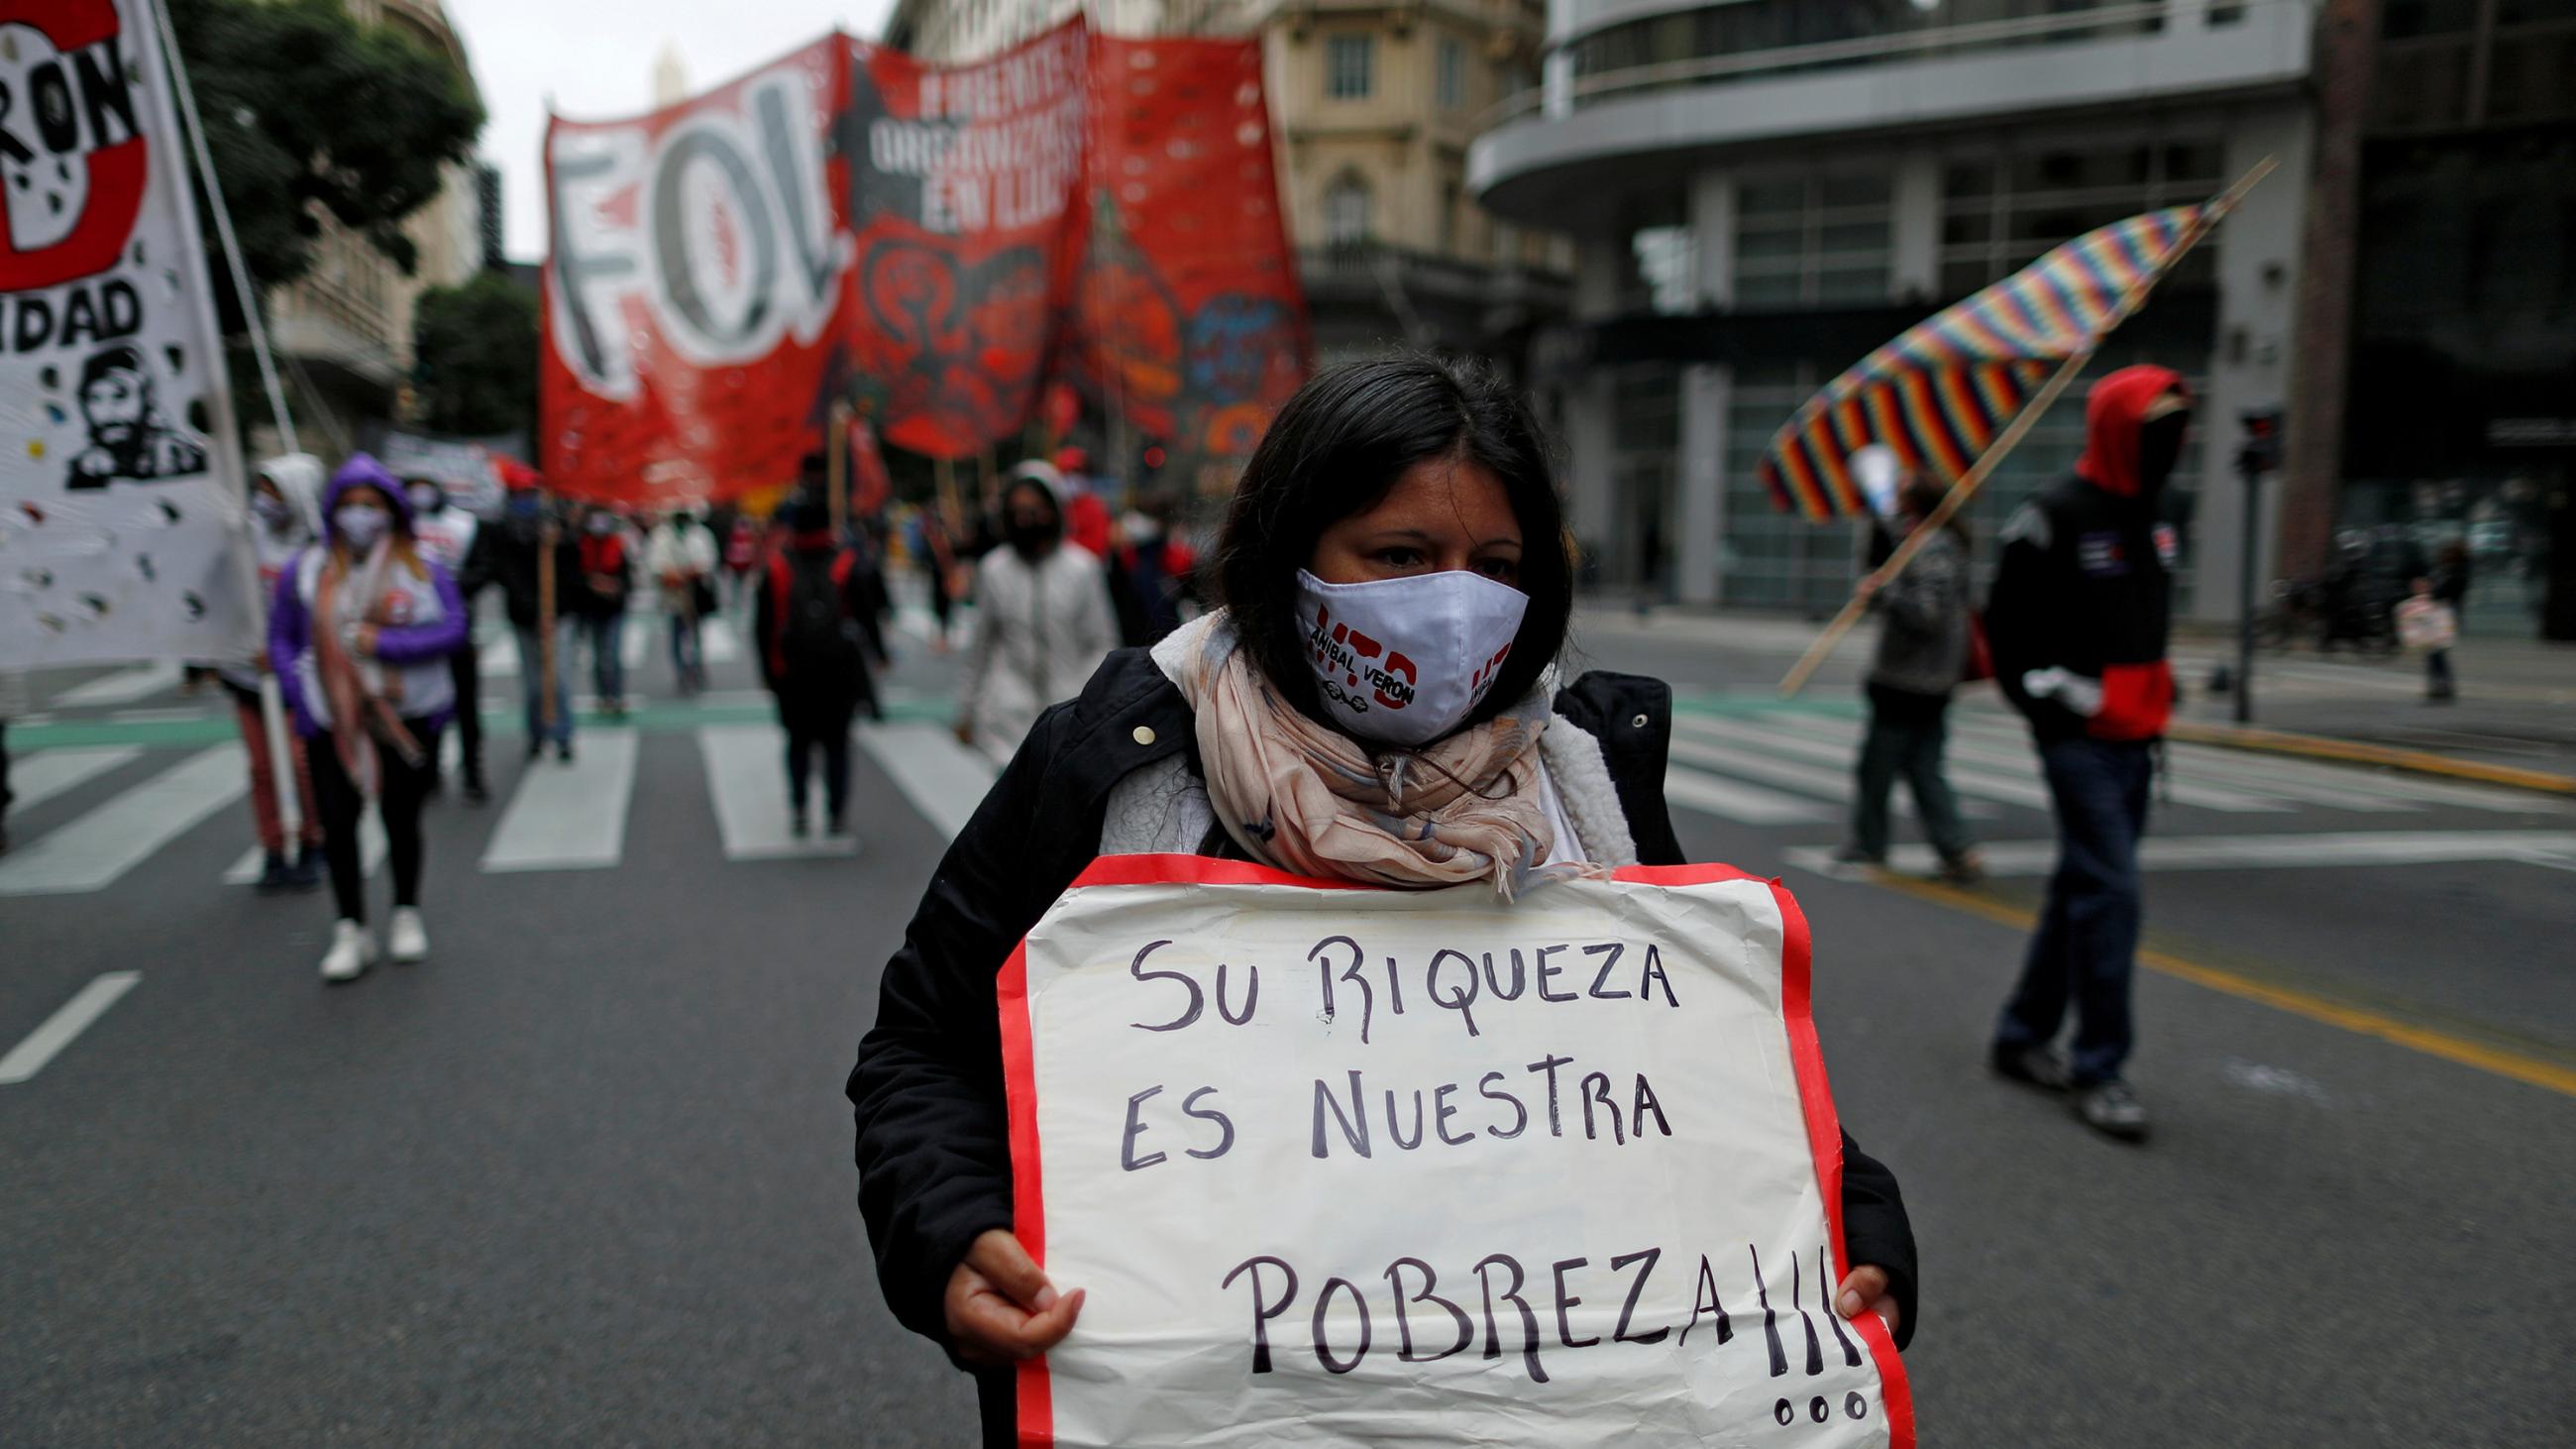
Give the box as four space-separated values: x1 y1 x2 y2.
1324 172 1373 246
1615 193 1695 315
1731 171 1891 309
1437 38 1467 110
1326 35 1374 99
1937 137 2224 297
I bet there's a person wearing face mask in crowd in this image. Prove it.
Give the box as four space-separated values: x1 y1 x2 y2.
487 477 583 762
572 505 634 718
755 494 891 836
1104 492 1199 647
268 456 469 981
951 463 1117 766
1837 478 1983 884
848 360 1917 1439
1984 366 2192 1143
209 456 330 891
648 506 720 695
404 477 490 803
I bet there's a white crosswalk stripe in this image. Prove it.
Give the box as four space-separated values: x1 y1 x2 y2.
1664 733 1996 820
1789 830 2576 880
700 616 742 664
223 818 384 885
4 746 142 812
53 662 181 708
0 745 247 896
1805 714 2292 814
1676 715 2056 810
479 732 639 872
857 723 1000 841
699 724 857 859
1662 763 1828 824
480 634 517 679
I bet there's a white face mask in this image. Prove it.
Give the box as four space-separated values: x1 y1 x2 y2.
406 486 441 514
1293 568 1528 746
334 504 390 551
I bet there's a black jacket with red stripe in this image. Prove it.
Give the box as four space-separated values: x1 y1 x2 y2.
1986 366 2182 743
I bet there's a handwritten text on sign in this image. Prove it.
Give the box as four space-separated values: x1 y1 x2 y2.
1002 859 1912 1448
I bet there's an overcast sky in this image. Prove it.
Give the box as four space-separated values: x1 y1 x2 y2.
444 0 897 263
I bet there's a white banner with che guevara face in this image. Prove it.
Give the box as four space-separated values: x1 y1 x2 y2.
1001 856 1913 1448
1 0 257 670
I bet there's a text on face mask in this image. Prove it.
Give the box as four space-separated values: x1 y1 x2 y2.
1308 604 1419 714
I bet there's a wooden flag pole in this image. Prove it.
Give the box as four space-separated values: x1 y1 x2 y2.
828 399 852 538
1775 156 2279 699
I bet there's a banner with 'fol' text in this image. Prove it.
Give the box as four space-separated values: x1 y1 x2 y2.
1002 857 1913 1448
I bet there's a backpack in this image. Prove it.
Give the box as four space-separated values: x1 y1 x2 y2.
779 549 861 687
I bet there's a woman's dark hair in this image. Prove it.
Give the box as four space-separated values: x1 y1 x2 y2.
1899 479 1968 549
1215 355 1571 726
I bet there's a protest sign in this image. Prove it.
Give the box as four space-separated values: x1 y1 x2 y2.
0 0 257 670
1002 856 1913 1448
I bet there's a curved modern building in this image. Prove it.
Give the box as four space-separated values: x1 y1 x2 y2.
1470 0 2316 618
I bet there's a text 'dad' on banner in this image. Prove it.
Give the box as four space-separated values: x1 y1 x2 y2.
1001 857 1913 1448
0 0 257 671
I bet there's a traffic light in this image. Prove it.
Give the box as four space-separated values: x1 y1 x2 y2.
2236 406 2283 476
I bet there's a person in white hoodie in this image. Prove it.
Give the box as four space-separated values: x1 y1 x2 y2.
954 463 1117 766
647 507 719 695
217 454 329 892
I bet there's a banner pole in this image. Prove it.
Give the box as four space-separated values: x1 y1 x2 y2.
150 0 298 457
828 400 852 538
1776 157 2278 699
538 495 560 736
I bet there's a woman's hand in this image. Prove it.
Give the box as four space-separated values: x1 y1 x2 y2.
1836 1266 1900 1339
353 623 380 657
943 1229 1084 1366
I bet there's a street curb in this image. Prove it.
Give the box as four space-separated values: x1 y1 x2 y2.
2166 722 2576 798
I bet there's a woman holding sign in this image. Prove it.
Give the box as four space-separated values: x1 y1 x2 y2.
851 359 1916 1443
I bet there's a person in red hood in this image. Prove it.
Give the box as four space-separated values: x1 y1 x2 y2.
1983 364 2190 1143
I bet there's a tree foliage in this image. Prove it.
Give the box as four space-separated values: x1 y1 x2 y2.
411 272 538 438
168 0 483 324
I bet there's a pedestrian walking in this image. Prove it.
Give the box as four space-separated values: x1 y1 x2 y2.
2425 540 2471 700
405 476 490 803
913 504 961 652
755 496 888 836
1104 492 1198 647
268 456 469 982
2397 575 2461 702
848 359 1917 1443
953 464 1116 766
217 454 327 890
490 480 580 761
1837 479 1983 882
649 507 719 695
1985 365 2191 1142
574 505 633 718
723 513 760 613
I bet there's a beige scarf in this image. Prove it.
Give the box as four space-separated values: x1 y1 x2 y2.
1170 614 1592 899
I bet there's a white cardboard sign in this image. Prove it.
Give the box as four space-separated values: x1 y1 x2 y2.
1002 856 1914 1447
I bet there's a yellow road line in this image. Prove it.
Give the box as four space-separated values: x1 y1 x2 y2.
1869 873 2576 1099
2167 721 2576 797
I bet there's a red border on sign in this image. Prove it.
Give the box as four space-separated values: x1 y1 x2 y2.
999 854 1914 1448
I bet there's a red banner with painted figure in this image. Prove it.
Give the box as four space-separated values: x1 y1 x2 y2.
840 25 1091 459
541 37 852 506
1075 36 1309 495
542 21 1306 504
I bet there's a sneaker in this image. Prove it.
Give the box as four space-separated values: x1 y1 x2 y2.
290 845 325 892
1830 844 1885 867
254 850 295 894
2073 1079 2151 1142
387 906 429 964
556 739 575 764
825 809 849 837
320 919 375 982
525 738 543 762
1989 1043 2073 1092
790 808 810 838
1935 849 1986 886
462 774 490 806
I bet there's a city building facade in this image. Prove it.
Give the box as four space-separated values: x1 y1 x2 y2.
1470 0 2315 621
882 0 1572 369
262 0 487 457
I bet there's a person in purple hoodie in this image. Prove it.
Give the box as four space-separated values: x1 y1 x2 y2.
268 455 470 982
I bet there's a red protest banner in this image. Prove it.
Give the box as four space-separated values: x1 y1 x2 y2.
540 37 851 507
1075 37 1310 493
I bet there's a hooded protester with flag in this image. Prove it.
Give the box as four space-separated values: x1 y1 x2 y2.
219 455 329 892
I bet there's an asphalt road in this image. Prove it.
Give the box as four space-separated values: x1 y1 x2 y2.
2 597 2569 1446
